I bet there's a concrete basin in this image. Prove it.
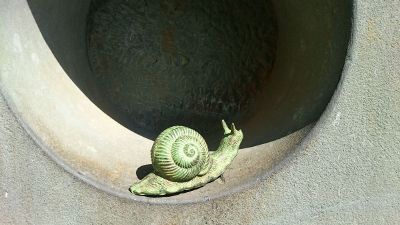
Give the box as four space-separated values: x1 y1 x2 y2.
0 0 352 203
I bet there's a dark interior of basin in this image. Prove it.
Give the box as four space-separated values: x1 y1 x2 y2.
86 0 277 148
28 0 353 148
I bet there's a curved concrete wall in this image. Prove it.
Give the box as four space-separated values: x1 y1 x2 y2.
27 0 351 147
1 0 400 224
0 0 352 203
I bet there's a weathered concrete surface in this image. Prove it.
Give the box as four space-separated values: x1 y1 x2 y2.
0 0 348 203
0 1 400 225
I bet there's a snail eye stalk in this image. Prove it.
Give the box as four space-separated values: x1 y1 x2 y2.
231 123 237 134
222 120 232 135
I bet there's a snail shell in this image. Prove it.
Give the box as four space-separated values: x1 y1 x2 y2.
151 126 212 182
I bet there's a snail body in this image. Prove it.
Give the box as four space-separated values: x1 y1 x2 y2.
130 120 243 196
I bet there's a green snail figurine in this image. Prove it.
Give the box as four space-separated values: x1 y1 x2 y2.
129 120 243 196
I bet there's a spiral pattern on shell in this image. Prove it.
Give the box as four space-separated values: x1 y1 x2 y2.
151 126 211 182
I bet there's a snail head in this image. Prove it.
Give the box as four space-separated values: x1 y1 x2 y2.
221 120 244 145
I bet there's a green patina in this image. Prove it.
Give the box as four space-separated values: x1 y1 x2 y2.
130 120 243 196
